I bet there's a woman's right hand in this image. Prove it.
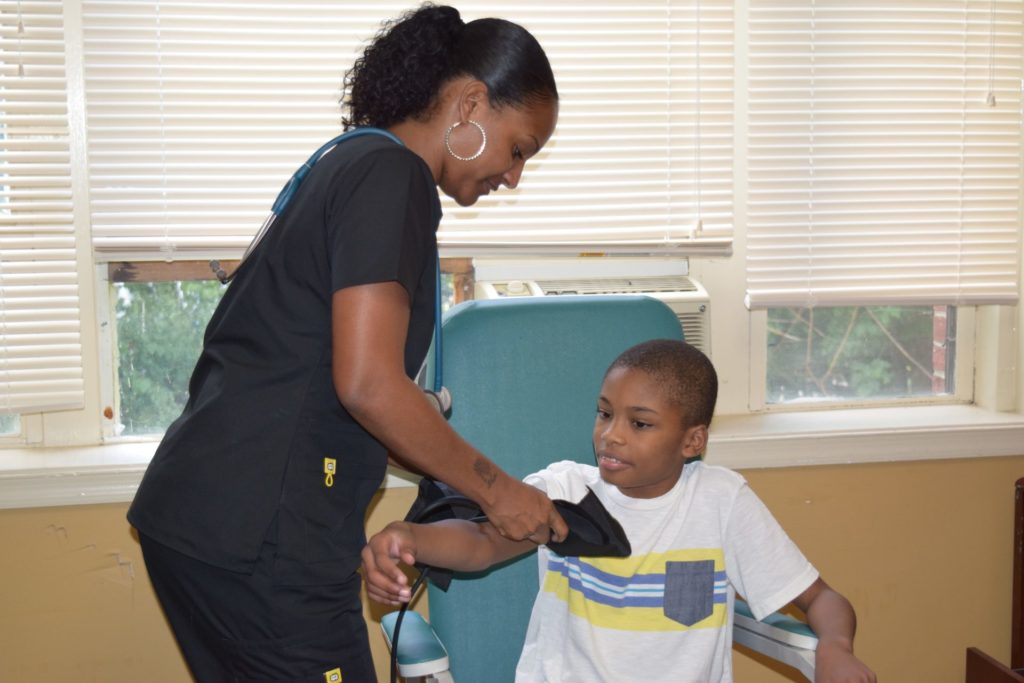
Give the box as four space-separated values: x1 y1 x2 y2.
481 475 568 545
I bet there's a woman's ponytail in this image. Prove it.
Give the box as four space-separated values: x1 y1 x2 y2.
342 3 558 130
342 4 464 129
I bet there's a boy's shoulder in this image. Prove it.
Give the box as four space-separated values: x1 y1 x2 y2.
685 461 756 505
691 460 748 488
524 460 599 500
524 459 752 503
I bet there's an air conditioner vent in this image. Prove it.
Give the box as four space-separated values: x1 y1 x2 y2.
535 276 698 296
474 275 711 357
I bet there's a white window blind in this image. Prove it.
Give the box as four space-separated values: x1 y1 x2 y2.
745 0 1023 308
81 1 732 261
0 0 85 414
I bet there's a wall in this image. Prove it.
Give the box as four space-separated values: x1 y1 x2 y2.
1 455 1021 682
0 484 421 682
733 455 1023 682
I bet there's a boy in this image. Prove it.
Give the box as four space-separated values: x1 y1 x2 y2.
362 340 876 683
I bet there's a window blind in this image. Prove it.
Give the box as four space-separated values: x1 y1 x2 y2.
745 0 1023 308
0 0 85 414
81 0 733 261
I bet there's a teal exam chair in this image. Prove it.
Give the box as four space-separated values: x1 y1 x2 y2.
381 295 816 682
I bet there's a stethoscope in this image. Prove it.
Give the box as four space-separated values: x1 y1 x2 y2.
209 127 452 413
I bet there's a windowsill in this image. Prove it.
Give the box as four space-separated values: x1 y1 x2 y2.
708 404 1024 468
0 441 420 511
1 404 1023 510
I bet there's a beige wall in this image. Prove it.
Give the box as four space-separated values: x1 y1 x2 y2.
1 455 1021 682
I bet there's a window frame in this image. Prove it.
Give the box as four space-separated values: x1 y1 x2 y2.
2 0 1023 512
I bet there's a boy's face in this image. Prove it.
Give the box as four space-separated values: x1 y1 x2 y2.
592 366 706 499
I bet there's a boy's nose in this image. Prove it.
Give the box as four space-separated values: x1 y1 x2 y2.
601 420 626 445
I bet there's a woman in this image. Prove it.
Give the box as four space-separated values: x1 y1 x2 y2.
128 5 567 681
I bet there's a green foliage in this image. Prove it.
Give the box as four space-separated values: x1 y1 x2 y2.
114 272 452 437
115 281 225 435
766 306 950 404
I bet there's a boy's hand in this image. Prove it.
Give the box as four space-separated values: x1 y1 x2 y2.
361 522 416 606
481 475 568 544
815 639 877 683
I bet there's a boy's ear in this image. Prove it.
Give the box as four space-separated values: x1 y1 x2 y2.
681 424 708 457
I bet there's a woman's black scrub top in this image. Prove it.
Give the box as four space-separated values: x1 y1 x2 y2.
128 135 442 585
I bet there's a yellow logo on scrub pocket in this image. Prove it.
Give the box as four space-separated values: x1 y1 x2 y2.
324 457 336 487
323 667 342 682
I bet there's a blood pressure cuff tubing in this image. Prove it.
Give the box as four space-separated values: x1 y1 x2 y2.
404 477 632 591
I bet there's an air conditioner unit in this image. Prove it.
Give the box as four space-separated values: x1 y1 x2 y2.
475 275 711 357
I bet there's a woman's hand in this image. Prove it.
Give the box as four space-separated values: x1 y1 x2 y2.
480 474 568 544
361 522 416 606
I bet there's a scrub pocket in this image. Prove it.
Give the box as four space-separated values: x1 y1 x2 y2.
664 559 715 626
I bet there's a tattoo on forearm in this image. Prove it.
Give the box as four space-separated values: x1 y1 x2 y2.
474 459 498 487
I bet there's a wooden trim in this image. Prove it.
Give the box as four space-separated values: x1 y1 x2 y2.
109 261 238 283
111 258 471 285
967 647 1024 683
1014 478 1024 669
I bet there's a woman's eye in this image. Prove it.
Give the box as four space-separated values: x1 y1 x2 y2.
596 408 610 419
632 420 651 430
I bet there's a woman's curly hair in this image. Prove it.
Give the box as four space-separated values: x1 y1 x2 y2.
342 4 557 130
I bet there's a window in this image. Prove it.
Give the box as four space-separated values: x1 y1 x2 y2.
105 260 463 437
80 1 732 265
108 263 226 436
745 1 1021 309
0 414 18 436
0 0 86 418
745 0 1021 408
1 1 1022 457
766 305 955 404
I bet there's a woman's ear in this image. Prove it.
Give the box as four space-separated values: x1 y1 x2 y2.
456 79 490 121
681 424 709 457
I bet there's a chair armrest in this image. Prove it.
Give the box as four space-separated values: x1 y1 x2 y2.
380 611 451 680
733 598 817 682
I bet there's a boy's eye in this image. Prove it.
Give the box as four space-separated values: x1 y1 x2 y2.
512 145 524 160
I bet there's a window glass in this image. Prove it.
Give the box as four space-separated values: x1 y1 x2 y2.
0 414 19 436
113 274 456 436
766 306 955 405
115 281 225 435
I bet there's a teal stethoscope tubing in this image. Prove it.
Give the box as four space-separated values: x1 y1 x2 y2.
212 127 447 397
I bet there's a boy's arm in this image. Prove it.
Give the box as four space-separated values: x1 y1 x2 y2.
361 519 534 606
792 578 877 683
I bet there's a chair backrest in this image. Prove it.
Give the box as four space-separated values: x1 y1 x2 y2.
425 295 684 683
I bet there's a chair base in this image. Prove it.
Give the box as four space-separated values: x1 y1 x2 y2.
380 611 452 681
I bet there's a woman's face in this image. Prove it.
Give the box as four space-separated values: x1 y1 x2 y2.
439 97 558 207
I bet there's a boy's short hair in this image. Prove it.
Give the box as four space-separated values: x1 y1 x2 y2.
606 339 718 428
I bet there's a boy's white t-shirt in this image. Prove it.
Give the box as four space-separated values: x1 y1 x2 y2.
516 460 819 683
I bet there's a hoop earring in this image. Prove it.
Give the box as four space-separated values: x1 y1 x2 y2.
445 120 487 162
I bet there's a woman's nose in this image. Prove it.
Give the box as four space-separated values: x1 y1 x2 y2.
502 161 525 189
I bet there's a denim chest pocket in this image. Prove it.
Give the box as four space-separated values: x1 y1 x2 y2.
663 559 716 626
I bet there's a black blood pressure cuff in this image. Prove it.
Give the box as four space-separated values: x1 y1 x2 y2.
404 477 632 591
